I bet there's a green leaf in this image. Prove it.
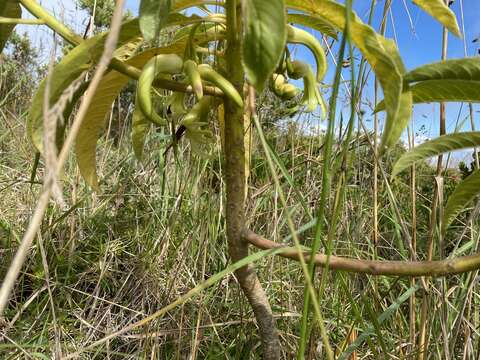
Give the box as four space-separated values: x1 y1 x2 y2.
0 0 21 53
287 0 405 156
392 132 480 176
412 0 460 37
139 0 172 41
287 13 338 40
243 0 287 92
410 80 480 104
405 58 480 83
28 19 141 152
378 38 412 153
75 71 130 189
376 80 480 112
444 170 480 231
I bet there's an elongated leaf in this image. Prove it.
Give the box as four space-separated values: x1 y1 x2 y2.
378 38 412 153
243 0 286 92
287 13 337 40
376 80 480 112
405 58 480 83
392 132 480 176
75 43 186 188
444 170 480 231
287 0 405 155
410 80 480 104
412 0 460 37
28 19 141 152
0 0 21 53
139 0 172 41
131 95 150 160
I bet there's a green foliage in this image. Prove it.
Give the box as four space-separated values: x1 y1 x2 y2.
412 0 461 37
139 0 172 42
444 169 480 231
0 0 21 53
242 0 286 92
404 58 480 83
393 132 480 176
77 0 115 29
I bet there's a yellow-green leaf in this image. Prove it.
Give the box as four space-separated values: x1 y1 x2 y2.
243 0 286 92
405 58 480 83
412 0 460 37
287 13 337 40
378 38 413 154
0 0 21 53
139 0 172 41
287 0 405 156
409 80 480 104
28 19 141 152
444 170 480 232
392 132 480 176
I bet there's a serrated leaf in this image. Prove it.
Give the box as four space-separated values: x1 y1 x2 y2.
443 170 480 231
405 58 480 83
412 0 460 37
139 0 172 41
243 0 286 92
0 0 21 53
287 13 337 40
132 95 150 160
392 132 480 176
28 19 141 152
287 0 405 155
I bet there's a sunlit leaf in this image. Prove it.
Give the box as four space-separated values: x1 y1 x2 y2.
243 0 286 92
139 0 172 41
28 19 141 152
392 132 480 176
412 0 460 37
287 13 337 40
378 38 413 153
0 0 21 53
287 0 405 156
443 170 480 231
405 58 480 83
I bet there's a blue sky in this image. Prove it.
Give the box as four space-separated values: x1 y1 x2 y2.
17 0 480 164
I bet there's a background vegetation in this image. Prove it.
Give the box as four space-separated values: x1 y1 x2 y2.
1 0 479 359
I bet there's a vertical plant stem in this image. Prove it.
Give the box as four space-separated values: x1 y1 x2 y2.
417 6 449 357
224 1 279 358
408 124 417 358
298 1 351 356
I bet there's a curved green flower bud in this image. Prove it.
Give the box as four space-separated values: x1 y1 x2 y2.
197 64 243 108
289 60 326 117
287 25 327 82
181 96 216 156
281 83 300 100
137 54 184 126
271 73 300 100
184 59 203 100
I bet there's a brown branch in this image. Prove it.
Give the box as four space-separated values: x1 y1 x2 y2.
243 229 480 277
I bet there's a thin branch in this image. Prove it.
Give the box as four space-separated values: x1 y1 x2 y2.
243 229 480 277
